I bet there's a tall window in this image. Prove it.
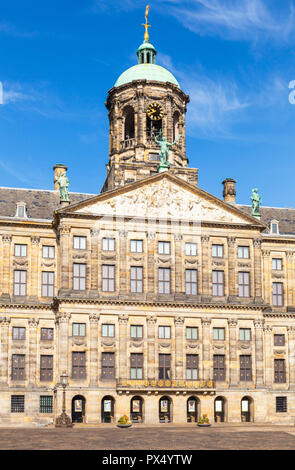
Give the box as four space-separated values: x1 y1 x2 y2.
40 355 53 382
274 334 285 346
130 325 143 339
72 323 86 337
41 272 54 297
14 244 27 257
42 246 55 259
276 397 287 413
123 106 135 140
158 326 171 339
272 258 282 271
158 354 171 380
102 265 115 292
11 395 25 413
73 236 86 250
213 355 225 381
212 271 224 296
186 327 198 340
130 240 143 253
158 241 170 255
130 266 143 293
73 263 86 291
158 268 171 294
102 237 115 251
238 246 249 259
130 353 143 379
41 328 54 341
102 352 115 380
12 327 25 340
238 272 250 297
240 355 252 381
12 354 25 380
185 269 197 295
102 324 115 337
213 328 225 340
212 244 223 258
274 359 286 383
72 352 86 380
40 396 53 413
185 243 197 256
14 270 27 296
239 328 251 341
273 282 283 306
186 354 198 380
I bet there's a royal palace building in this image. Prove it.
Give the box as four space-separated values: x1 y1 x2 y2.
1 13 295 427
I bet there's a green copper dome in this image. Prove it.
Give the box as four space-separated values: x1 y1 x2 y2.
115 63 180 88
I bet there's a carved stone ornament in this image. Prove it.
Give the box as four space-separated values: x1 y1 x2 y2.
186 343 199 350
13 260 29 267
227 237 236 247
101 254 116 261
130 341 143 348
2 235 12 243
253 238 261 248
274 350 285 356
201 317 211 326
228 319 238 328
90 228 100 237
41 261 56 268
60 226 71 235
201 235 210 244
55 312 71 323
0 317 11 326
238 262 251 268
173 233 183 240
240 343 251 350
286 251 295 259
146 315 157 325
262 250 270 257
73 340 86 347
147 232 156 240
157 257 172 264
159 342 171 349
119 230 128 239
214 344 225 351
287 326 295 336
89 313 100 324
254 319 264 329
272 273 285 279
31 236 40 245
174 316 184 325
101 340 116 347
28 318 39 328
118 314 129 325
72 254 88 260
185 258 198 265
264 325 273 334
213 260 225 267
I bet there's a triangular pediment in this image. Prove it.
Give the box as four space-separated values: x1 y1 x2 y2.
59 173 263 227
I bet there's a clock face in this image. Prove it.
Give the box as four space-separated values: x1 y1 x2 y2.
146 102 164 121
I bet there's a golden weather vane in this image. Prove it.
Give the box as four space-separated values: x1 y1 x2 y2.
142 5 151 42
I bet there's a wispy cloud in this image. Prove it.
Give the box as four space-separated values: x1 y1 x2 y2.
0 21 37 38
158 0 295 42
0 159 37 185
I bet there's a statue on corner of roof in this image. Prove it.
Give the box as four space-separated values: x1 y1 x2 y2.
55 170 70 203
155 129 182 173
251 188 261 219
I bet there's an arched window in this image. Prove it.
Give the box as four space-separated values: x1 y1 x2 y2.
123 106 135 141
146 116 162 139
173 112 180 141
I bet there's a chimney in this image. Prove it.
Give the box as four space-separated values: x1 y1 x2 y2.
222 178 236 204
53 164 68 190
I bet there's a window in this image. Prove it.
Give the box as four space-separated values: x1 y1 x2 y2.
41 328 54 341
212 270 224 296
41 272 54 297
159 354 171 380
274 334 285 346
186 327 198 340
11 395 24 413
73 236 86 250
40 396 53 413
42 246 55 259
273 282 283 306
40 355 53 382
240 355 252 381
239 328 251 341
131 325 143 339
238 246 249 259
102 324 115 337
213 355 225 381
158 326 171 339
102 265 115 292
185 269 198 295
213 328 225 341
16 202 27 218
14 244 27 257
212 244 223 258
272 258 282 271
72 323 86 337
102 237 115 251
186 354 198 380
158 241 170 255
271 221 279 234
158 268 171 294
276 397 287 413
130 240 143 253
12 327 25 340
14 270 27 296
72 352 86 380
73 263 86 291
130 353 143 379
238 272 250 297
274 359 286 383
130 266 143 293
12 354 25 380
102 352 115 380
185 243 197 256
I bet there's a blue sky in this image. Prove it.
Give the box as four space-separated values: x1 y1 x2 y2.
0 0 295 207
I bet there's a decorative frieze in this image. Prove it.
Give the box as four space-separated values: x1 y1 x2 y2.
118 314 129 325
2 235 12 244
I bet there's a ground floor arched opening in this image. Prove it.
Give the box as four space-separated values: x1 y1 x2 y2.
159 396 172 423
214 396 227 423
71 395 86 423
130 396 144 423
241 396 254 422
101 395 115 423
187 396 200 423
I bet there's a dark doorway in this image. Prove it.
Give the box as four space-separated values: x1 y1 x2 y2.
159 396 171 423
187 396 199 423
130 396 144 423
71 395 86 423
101 395 115 423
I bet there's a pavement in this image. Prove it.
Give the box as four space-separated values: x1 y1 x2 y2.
0 424 295 450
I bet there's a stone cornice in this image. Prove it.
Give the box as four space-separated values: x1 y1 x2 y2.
0 302 52 310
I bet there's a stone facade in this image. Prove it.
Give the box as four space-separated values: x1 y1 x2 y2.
1 27 295 427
